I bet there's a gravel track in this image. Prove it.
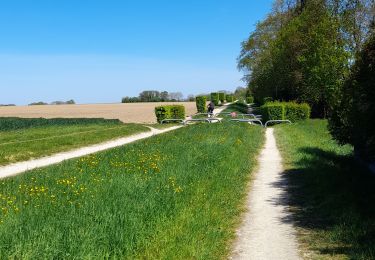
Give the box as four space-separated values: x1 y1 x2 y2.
230 128 300 260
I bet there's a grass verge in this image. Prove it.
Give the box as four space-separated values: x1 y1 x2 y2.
0 120 149 165
274 119 375 259
0 123 264 259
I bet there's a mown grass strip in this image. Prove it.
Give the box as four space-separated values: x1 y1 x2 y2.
0 123 264 259
0 123 149 165
274 119 375 259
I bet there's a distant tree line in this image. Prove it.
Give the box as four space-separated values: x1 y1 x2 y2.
0 104 16 106
29 100 75 106
122 90 187 103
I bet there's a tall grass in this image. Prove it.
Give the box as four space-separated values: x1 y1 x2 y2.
274 119 375 259
0 123 264 259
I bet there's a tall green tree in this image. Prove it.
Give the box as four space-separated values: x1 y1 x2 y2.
329 31 375 161
238 0 372 116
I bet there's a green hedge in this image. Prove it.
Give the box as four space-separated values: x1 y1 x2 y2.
219 93 226 103
155 105 185 123
195 96 207 113
261 102 285 121
0 117 122 131
260 102 310 122
226 95 234 102
246 96 254 104
284 102 310 122
210 92 220 106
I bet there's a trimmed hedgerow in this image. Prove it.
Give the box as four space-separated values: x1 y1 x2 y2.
284 102 310 122
219 93 226 103
261 102 285 121
195 96 207 113
210 93 220 106
260 102 311 122
226 95 234 102
155 105 185 123
246 96 254 104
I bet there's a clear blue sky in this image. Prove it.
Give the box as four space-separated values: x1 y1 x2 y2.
0 0 273 105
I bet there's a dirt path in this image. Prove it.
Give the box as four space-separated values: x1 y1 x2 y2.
230 128 300 260
0 126 182 179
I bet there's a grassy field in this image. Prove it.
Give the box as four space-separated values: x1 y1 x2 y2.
0 123 264 259
0 118 149 165
274 120 375 259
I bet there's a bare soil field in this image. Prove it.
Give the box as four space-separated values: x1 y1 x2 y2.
0 102 197 123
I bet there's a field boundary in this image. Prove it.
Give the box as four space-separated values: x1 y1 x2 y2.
0 125 182 179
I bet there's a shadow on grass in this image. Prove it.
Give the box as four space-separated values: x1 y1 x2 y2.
274 147 375 258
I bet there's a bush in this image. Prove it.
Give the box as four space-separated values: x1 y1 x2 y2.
261 101 310 122
261 102 285 121
155 105 185 123
195 96 207 113
262 97 273 104
219 93 226 103
246 96 254 104
226 95 234 102
284 102 311 122
210 93 220 106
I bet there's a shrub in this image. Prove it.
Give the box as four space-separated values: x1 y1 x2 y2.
219 93 226 103
261 102 311 122
226 95 234 102
195 96 207 113
246 96 254 104
261 102 285 121
262 97 273 104
284 102 311 122
210 93 220 106
155 105 185 123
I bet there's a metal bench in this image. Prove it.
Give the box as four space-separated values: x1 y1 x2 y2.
264 120 292 127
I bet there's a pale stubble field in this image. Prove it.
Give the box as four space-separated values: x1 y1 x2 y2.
0 102 197 123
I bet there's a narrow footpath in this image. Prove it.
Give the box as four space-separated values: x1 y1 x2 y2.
231 128 300 260
0 126 182 179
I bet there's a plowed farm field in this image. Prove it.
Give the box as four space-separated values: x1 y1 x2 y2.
0 102 197 123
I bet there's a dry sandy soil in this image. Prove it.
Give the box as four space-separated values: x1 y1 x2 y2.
0 102 197 123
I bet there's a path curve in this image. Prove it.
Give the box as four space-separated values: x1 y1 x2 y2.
0 126 182 179
230 128 300 260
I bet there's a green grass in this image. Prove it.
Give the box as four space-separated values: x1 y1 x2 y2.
221 103 249 114
0 123 264 259
274 119 375 259
0 122 149 165
145 123 182 129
